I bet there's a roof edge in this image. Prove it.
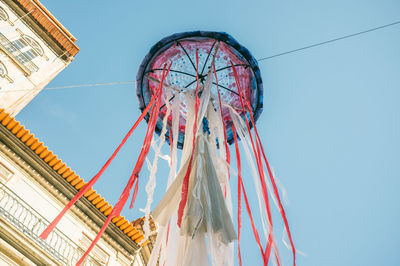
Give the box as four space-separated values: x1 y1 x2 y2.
10 0 79 56
0 109 155 250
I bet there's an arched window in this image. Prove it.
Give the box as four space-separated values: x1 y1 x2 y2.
0 7 8 21
0 61 13 83
22 35 44 56
11 35 44 63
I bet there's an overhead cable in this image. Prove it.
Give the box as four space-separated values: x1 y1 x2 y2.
1 19 399 93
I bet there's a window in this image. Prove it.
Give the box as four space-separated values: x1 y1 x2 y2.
22 36 43 56
0 34 42 72
0 162 13 183
10 35 43 62
2 41 16 53
24 49 39 60
79 233 110 265
0 61 6 77
0 61 12 83
15 52 31 64
12 38 28 50
0 7 8 21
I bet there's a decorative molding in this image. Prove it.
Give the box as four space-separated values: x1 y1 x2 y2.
0 60 13 83
1 0 78 61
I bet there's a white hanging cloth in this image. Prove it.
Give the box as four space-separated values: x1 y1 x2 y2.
150 69 236 266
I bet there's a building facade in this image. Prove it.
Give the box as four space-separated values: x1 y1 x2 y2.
0 0 79 116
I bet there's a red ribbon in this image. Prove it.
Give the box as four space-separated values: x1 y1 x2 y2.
39 73 166 241
256 131 295 265
169 125 173 166
234 123 266 265
233 124 243 266
231 62 281 266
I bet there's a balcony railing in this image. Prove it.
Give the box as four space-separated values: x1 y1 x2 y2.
0 33 39 74
0 182 102 266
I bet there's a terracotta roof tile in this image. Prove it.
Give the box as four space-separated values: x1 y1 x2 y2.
6 120 17 130
11 122 22 134
133 235 144 242
127 229 139 237
53 161 64 171
15 126 27 138
112 216 122 224
116 218 128 227
123 225 134 234
48 156 59 166
84 188 95 197
25 136 37 146
66 172 77 182
1 116 12 126
43 152 55 162
95 199 106 209
14 0 79 57
0 112 7 121
87 191 99 201
91 196 102 205
103 208 112 217
20 130 32 142
61 168 72 178
99 203 110 213
57 164 68 174
34 143 45 154
74 180 85 190
120 222 130 231
70 176 82 186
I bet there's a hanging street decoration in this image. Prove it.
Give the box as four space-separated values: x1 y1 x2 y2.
40 31 296 266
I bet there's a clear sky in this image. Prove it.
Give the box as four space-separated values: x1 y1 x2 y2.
17 0 400 265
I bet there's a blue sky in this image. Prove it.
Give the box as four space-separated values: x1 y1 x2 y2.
17 0 400 265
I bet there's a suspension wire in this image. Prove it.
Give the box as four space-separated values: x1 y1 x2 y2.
0 81 136 93
1 19 399 94
257 20 400 61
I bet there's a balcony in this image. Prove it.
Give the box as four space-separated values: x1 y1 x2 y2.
0 33 39 75
0 182 102 266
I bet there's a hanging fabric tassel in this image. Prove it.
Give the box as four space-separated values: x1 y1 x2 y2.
233 124 266 265
152 57 236 266
177 49 201 227
212 63 231 171
133 31 295 266
232 61 294 265
143 88 174 239
256 130 296 265
148 88 183 266
212 62 231 200
233 124 243 266
231 62 281 266
169 125 173 166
